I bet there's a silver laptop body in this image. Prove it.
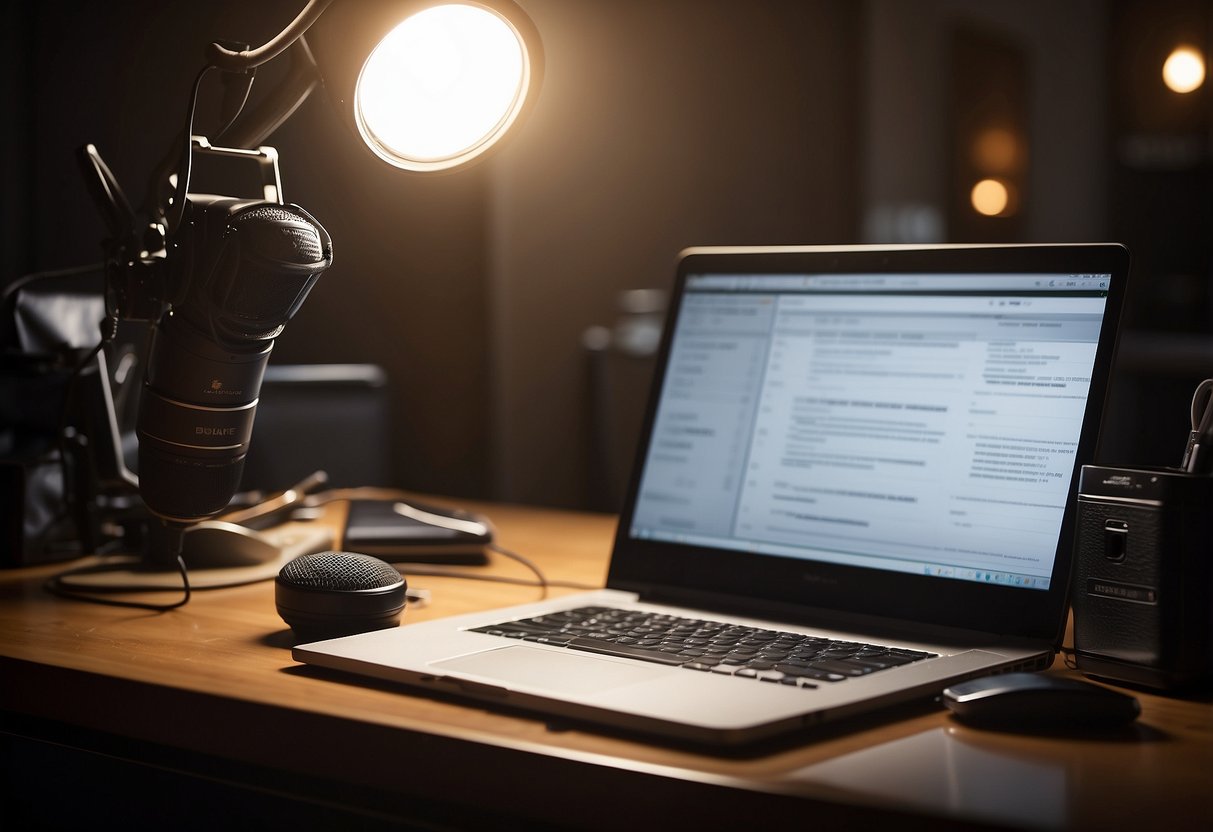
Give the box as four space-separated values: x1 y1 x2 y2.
295 244 1129 746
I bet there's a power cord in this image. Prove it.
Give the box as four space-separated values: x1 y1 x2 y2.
297 487 605 599
44 536 597 610
403 542 602 601
43 524 192 612
43 486 600 610
44 553 192 611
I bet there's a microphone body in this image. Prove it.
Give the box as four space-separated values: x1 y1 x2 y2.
137 197 332 523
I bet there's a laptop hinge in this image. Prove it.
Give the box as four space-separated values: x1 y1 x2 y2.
627 584 1053 652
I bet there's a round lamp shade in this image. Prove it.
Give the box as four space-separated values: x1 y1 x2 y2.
298 0 544 173
355 3 535 171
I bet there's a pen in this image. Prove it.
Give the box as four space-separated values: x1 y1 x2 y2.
217 469 330 529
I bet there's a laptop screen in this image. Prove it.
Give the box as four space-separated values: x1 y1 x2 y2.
612 245 1129 640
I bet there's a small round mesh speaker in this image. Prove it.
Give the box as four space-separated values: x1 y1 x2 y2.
276 551 406 640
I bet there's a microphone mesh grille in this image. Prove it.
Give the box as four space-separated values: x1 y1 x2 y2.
237 205 303 225
280 551 402 591
233 207 324 260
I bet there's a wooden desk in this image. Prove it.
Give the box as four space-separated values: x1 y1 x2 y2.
3 499 1211 830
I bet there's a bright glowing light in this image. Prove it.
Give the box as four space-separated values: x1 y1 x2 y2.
356 4 528 171
1163 46 1205 94
971 178 1011 217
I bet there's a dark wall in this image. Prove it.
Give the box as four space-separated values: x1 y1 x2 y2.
858 0 1213 471
486 0 863 507
1099 0 1213 467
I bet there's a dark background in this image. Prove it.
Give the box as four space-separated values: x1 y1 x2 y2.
3 0 1211 511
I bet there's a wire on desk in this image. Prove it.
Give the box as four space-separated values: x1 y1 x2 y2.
41 483 600 608
298 488 604 599
489 542 547 597
40 475 330 611
402 542 602 601
43 552 192 611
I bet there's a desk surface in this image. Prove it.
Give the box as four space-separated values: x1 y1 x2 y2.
3 498 1211 830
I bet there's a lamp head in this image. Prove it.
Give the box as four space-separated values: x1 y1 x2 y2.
313 0 544 173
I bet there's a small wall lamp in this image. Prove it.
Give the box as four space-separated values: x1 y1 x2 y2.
205 0 544 172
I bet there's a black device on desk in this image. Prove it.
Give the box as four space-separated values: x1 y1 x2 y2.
1072 465 1213 690
342 499 491 564
1070 378 1213 692
942 673 1140 729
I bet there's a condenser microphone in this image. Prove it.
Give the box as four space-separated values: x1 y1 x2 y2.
137 198 333 524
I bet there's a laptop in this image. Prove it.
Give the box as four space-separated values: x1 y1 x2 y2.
294 243 1129 746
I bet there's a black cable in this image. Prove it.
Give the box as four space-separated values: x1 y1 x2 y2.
487 542 549 597
297 490 604 598
401 541 603 600
40 480 598 608
165 65 216 237
7 256 192 613
214 71 257 141
43 552 192 611
1 263 104 306
43 534 595 610
402 563 601 595
45 523 191 610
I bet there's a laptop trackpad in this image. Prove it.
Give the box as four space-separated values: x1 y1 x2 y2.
433 645 665 695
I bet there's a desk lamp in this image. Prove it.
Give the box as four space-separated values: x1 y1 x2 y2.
73 0 543 589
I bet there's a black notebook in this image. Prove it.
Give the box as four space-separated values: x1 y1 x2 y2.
342 499 491 564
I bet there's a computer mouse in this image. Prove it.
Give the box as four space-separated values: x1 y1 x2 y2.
942 672 1140 730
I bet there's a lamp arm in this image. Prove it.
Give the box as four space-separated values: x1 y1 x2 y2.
143 1 331 229
218 37 322 149
205 0 334 72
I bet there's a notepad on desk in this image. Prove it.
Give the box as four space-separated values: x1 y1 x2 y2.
342 499 492 564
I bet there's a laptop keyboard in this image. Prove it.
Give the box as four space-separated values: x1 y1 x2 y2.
469 606 937 689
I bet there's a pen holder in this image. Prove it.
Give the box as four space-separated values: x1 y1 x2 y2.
1072 465 1213 691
